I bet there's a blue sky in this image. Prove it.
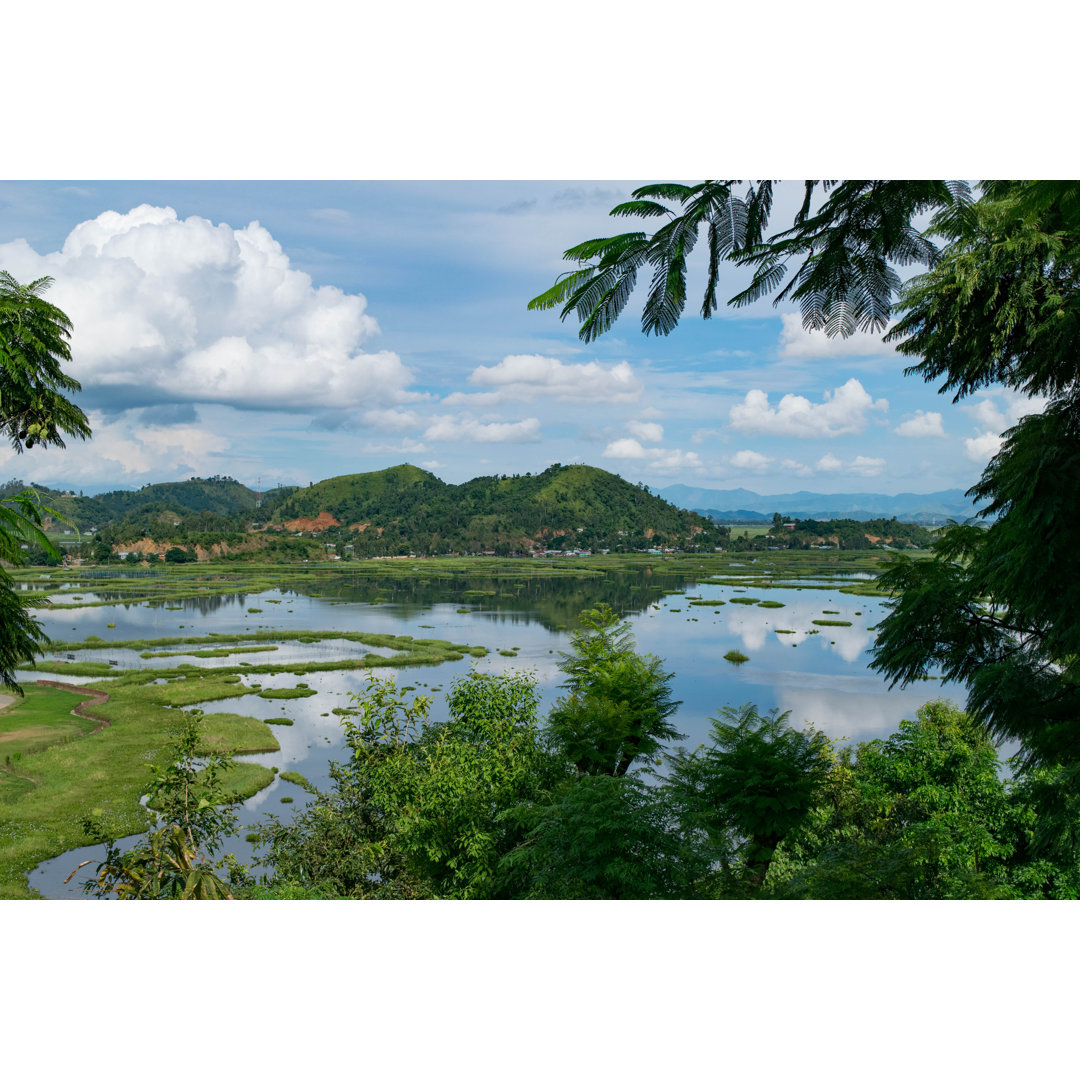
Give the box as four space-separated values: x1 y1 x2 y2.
0 180 1045 497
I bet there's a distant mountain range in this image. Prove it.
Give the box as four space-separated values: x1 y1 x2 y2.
657 484 981 524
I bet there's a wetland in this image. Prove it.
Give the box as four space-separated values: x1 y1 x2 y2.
1 551 963 899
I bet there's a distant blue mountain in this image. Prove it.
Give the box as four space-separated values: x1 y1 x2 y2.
656 484 981 524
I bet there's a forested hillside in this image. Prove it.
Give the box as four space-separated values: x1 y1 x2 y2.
271 463 727 556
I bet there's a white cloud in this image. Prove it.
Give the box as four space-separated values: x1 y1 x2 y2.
815 453 844 472
360 408 424 432
0 204 414 413
849 455 886 477
423 415 542 443
962 389 1048 463
456 354 643 404
627 420 664 443
10 409 230 485
964 431 1004 463
780 458 814 478
894 410 945 438
601 438 702 473
778 314 900 358
729 449 773 473
729 379 888 438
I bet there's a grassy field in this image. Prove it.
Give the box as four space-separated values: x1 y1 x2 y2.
0 679 281 899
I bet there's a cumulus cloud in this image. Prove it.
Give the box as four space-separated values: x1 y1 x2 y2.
0 204 414 413
894 410 945 438
729 379 888 438
627 420 664 443
780 458 815 478
729 449 773 473
778 314 900 358
962 389 1048 463
809 452 885 477
423 415 542 443
450 354 643 405
7 409 230 485
601 438 702 473
849 455 886 477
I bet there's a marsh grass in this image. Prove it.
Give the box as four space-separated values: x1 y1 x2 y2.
279 770 316 793
0 677 289 899
812 619 853 627
723 650 750 664
258 686 317 699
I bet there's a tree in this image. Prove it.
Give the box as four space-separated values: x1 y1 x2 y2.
868 184 1080 787
772 701 1017 899
666 704 832 892
0 273 89 691
78 711 242 899
546 604 682 776
256 671 564 899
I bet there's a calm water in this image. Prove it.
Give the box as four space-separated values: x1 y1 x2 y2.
24 569 964 897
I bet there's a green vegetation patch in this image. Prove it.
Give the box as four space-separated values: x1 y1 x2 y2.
264 717 294 726
758 600 785 609
812 619 853 627
196 713 280 755
279 770 316 793
774 629 796 634
728 597 761 605
257 686 317 699
689 599 726 606
723 650 750 664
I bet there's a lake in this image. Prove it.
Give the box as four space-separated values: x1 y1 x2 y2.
18 560 964 897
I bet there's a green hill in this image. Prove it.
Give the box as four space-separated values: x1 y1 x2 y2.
273 463 727 555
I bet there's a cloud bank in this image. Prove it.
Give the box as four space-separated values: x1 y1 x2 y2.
0 204 414 413
729 379 888 438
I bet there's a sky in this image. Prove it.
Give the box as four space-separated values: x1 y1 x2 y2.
0 179 1046 498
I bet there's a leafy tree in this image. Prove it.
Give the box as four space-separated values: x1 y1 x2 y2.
869 184 1080 786
499 773 708 899
666 703 832 892
534 180 1080 810
0 489 63 692
546 604 682 776
256 671 563 899
0 273 88 690
78 711 243 900
773 701 1017 899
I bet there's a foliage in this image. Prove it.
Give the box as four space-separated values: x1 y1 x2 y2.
499 773 708 899
0 272 90 453
80 710 243 899
528 181 970 341
256 671 563 899
547 604 682 776
870 184 1080 792
772 701 1017 899
0 272 86 691
666 704 832 891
